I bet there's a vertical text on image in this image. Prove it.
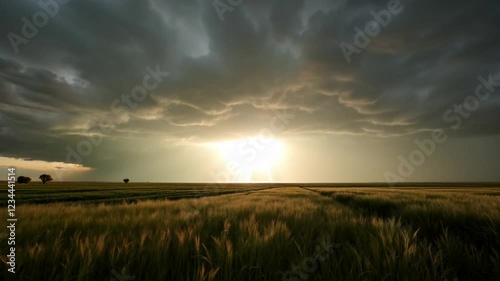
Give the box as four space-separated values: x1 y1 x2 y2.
7 167 17 274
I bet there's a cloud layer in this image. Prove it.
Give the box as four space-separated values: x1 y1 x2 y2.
0 0 499 178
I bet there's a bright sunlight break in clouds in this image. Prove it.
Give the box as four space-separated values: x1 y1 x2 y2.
214 138 284 182
1 0 500 183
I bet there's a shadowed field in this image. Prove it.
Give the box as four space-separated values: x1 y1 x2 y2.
0 183 499 281
0 182 279 205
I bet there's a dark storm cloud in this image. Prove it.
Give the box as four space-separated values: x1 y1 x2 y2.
0 0 499 166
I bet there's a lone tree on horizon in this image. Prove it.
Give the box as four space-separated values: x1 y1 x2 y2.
123 178 129 184
17 176 31 184
39 174 53 184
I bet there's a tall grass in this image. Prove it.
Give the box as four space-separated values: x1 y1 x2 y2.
0 186 499 280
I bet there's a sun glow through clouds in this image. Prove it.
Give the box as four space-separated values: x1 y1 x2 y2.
215 137 284 182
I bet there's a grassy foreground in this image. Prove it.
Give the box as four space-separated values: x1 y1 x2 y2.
0 184 499 280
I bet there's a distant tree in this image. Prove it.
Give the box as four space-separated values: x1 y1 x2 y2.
39 174 53 184
17 176 31 184
123 178 129 184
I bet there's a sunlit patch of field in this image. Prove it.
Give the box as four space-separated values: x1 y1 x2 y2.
0 184 499 280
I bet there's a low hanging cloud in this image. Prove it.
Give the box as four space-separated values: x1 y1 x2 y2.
0 0 499 170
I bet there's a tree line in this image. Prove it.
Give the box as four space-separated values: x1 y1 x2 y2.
16 174 53 184
16 175 132 184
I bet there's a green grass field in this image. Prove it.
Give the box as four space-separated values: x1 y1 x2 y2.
1 183 499 281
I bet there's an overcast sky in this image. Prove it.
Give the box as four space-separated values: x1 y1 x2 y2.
1 0 499 183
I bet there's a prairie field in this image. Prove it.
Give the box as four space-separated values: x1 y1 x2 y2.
1 183 499 281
